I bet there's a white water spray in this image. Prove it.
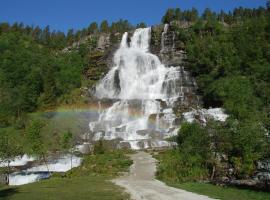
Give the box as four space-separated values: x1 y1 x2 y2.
91 27 186 149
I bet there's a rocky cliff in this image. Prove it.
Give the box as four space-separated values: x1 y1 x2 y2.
150 24 201 115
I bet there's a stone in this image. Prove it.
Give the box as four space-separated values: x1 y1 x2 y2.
75 143 93 154
97 34 111 51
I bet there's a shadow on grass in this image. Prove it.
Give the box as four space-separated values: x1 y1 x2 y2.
0 187 18 199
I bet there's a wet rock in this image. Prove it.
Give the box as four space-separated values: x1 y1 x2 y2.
150 24 187 66
80 132 92 140
75 143 93 154
156 99 167 109
257 159 270 172
113 69 121 93
173 117 181 126
97 34 110 51
119 141 131 149
255 159 270 183
256 172 270 181
136 130 163 140
226 179 270 191
115 125 126 132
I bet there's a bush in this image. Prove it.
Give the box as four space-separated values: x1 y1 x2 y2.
66 150 133 177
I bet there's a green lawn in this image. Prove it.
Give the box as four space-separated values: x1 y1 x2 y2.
0 150 132 200
164 180 270 200
0 175 129 200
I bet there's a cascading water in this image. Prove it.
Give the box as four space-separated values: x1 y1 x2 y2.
161 24 169 53
90 27 191 149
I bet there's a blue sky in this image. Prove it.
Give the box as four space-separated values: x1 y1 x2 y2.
0 0 268 32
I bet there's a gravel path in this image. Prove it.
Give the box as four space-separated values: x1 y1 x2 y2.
113 151 216 200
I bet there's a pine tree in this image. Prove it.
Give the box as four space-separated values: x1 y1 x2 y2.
61 130 74 169
136 22 147 28
100 20 109 33
174 8 182 21
39 65 57 108
0 129 22 185
162 9 175 24
88 22 98 34
25 120 49 172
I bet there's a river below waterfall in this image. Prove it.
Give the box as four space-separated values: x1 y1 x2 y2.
1 154 81 186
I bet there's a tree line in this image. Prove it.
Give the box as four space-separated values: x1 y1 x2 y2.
0 19 145 50
162 3 270 24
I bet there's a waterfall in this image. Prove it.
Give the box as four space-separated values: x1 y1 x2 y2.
90 27 187 149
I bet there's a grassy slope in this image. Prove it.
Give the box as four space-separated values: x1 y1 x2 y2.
0 176 128 200
155 150 270 200
0 150 132 200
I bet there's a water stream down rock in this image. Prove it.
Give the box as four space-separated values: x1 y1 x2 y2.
89 27 199 149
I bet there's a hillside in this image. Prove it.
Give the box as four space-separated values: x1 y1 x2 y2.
0 2 270 198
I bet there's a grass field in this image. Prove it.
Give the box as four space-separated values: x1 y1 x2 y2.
0 150 132 200
165 181 270 200
0 175 129 200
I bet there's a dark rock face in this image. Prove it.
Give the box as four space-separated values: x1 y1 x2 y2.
83 41 122 99
150 24 201 114
257 159 270 173
150 24 186 66
113 69 121 94
150 25 163 56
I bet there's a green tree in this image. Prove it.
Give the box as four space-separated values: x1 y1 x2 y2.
177 123 210 159
228 119 268 178
162 8 175 24
61 130 74 169
38 65 57 108
25 120 49 172
41 25 51 45
93 140 105 155
0 128 22 184
174 8 182 21
100 20 109 33
190 7 199 21
202 8 215 20
88 22 98 34
206 76 259 119
175 122 211 181
66 29 74 45
136 22 147 28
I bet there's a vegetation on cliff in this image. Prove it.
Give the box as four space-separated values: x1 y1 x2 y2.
0 19 136 169
0 1 270 195
156 2 270 186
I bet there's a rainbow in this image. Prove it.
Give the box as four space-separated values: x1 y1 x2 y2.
31 102 171 130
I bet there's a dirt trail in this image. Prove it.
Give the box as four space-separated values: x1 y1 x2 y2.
113 151 216 200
